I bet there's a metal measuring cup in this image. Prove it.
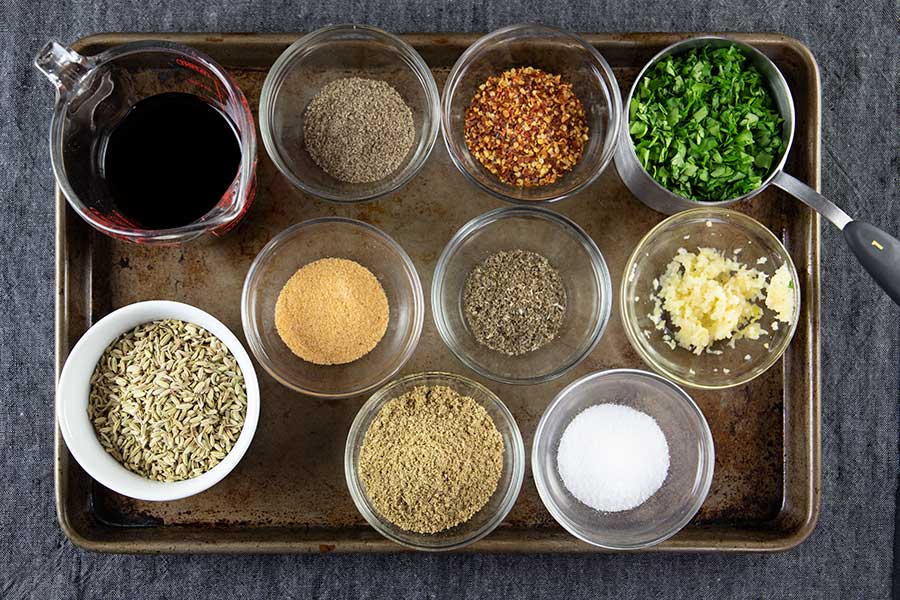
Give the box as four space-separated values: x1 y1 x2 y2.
614 36 900 305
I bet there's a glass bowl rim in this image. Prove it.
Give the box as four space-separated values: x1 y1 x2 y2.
343 370 526 551
258 24 441 204
530 367 715 550
240 216 425 398
439 23 623 205
619 207 802 390
431 205 613 385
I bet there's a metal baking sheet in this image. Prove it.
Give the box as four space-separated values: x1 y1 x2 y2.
55 32 821 553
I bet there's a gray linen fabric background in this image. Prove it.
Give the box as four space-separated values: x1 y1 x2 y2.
1 0 897 598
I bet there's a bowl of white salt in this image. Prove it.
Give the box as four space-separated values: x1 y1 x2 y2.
532 368 714 549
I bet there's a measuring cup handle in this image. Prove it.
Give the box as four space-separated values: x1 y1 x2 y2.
771 171 853 229
34 41 89 94
843 221 900 305
772 171 900 305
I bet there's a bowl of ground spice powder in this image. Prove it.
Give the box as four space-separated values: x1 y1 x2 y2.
260 25 440 203
432 206 612 384
242 217 424 398
441 24 622 204
345 372 525 550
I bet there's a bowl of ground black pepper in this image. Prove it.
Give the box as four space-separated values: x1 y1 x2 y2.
345 372 525 551
441 24 622 204
432 206 613 384
241 217 424 398
260 25 440 203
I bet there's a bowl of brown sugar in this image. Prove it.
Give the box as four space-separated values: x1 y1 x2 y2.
241 217 424 398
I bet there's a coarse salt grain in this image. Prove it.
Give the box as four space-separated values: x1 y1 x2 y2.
557 404 670 512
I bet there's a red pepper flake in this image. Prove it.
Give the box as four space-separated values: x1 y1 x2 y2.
464 66 588 187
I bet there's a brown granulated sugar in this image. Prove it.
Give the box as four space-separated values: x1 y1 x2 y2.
274 257 389 365
357 385 505 534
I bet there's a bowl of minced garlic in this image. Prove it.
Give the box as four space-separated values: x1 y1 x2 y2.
621 208 801 390
241 217 424 398
345 372 525 550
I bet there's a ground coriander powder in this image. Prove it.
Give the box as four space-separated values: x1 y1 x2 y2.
357 385 505 534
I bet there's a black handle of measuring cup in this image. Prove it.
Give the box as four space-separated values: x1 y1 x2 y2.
843 221 900 305
771 172 900 306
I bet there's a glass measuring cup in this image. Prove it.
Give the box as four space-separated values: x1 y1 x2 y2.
615 37 900 305
35 40 257 244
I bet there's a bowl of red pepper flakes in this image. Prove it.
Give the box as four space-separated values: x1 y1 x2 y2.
464 66 588 188
442 24 622 204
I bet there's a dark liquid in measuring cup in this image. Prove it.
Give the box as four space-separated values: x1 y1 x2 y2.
103 92 241 230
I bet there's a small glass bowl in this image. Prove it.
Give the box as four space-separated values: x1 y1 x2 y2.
241 218 424 398
441 24 622 204
345 372 525 551
621 208 802 390
259 25 440 203
432 206 612 385
532 368 715 550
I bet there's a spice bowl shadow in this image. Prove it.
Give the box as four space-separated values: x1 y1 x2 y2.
345 372 525 551
441 23 622 204
259 24 440 203
532 368 715 550
432 206 612 385
620 207 801 390
241 217 424 398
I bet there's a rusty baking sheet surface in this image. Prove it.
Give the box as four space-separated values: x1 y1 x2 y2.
55 33 821 553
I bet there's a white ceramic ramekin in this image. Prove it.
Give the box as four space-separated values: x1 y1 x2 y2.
57 300 260 501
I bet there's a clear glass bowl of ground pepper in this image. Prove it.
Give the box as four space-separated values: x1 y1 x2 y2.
241 217 424 398
344 371 525 551
432 206 613 384
441 24 622 204
260 25 441 203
